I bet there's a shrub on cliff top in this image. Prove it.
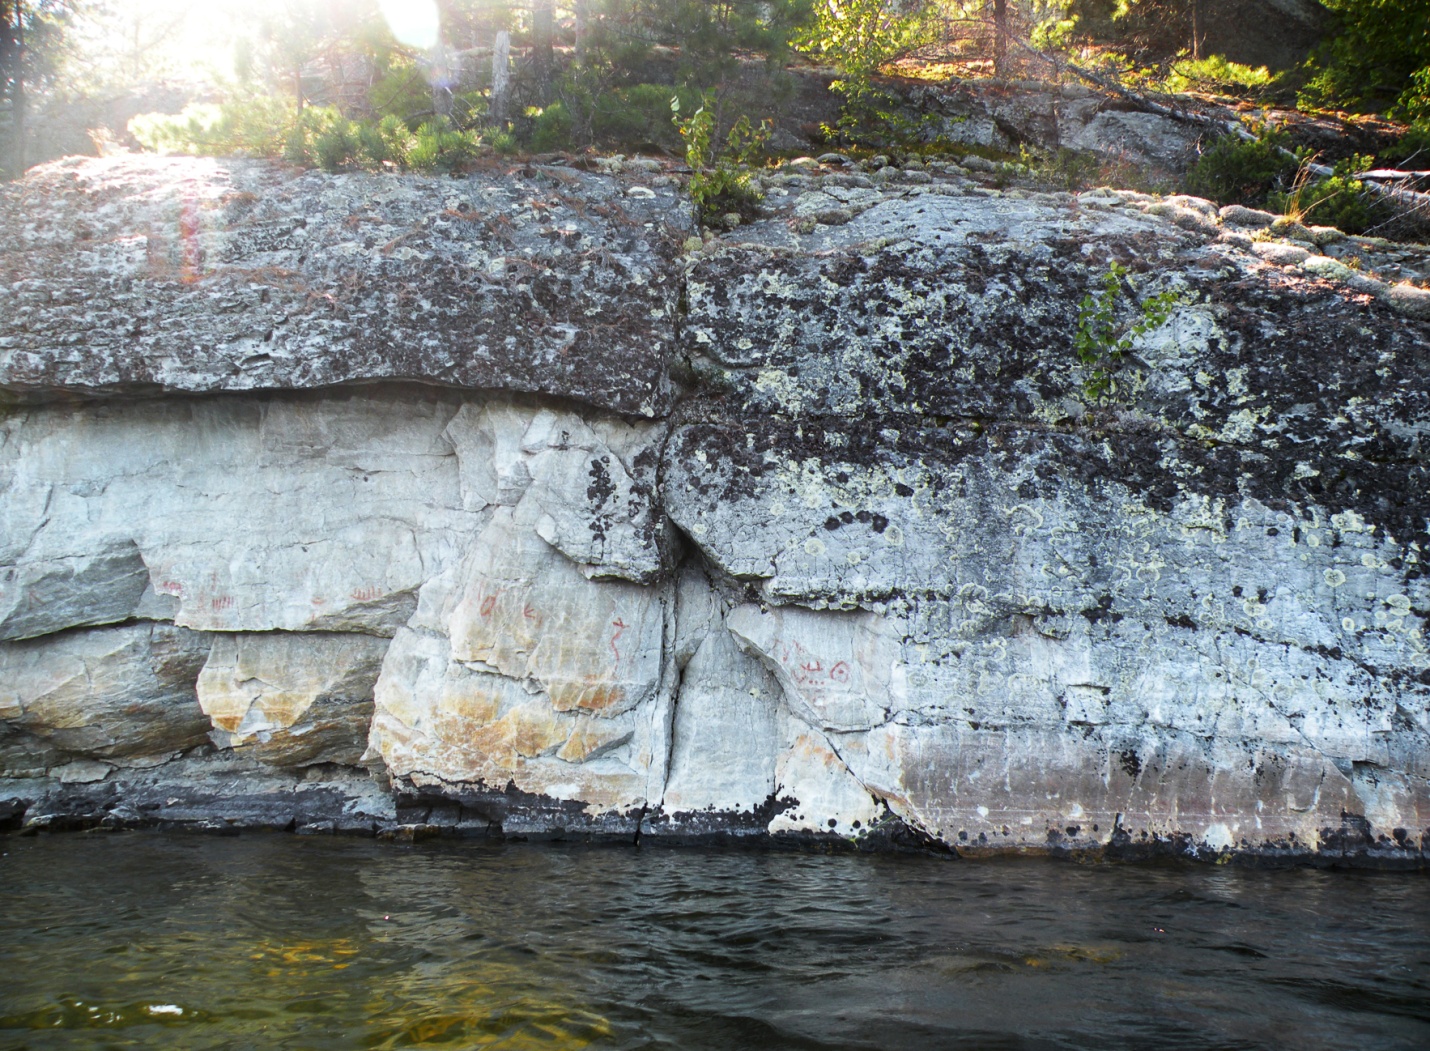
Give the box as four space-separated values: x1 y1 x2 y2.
130 99 496 173
1182 129 1299 206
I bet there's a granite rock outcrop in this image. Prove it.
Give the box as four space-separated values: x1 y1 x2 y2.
2 154 1428 865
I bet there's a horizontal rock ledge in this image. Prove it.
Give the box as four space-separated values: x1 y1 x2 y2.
0 155 691 417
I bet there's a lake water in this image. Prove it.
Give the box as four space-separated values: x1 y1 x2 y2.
1 834 1427 1050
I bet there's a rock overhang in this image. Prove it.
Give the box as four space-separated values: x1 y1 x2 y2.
0 154 694 417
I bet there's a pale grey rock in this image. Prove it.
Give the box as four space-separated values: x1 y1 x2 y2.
1220 204 1277 227
766 729 882 837
659 599 885 837
0 391 482 638
55 760 114 784
1251 241 1311 265
445 507 667 716
671 563 723 669
0 540 151 641
2 161 1429 863
1144 200 1220 236
1300 254 1359 282
1270 216 1315 240
660 630 781 819
727 604 893 733
369 453 675 812
442 402 530 510
0 623 212 776
668 187 1430 857
197 632 388 767
1164 194 1218 217
792 186 884 223
908 82 1057 154
821 173 874 190
707 590 1430 851
682 191 1182 411
521 410 670 584
1386 282 1430 320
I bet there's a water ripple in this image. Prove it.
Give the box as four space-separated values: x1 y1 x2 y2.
0 837 1426 1051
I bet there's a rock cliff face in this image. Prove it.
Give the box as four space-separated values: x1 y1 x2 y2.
3 154 1428 865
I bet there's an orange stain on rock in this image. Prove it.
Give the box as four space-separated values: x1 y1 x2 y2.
548 679 626 714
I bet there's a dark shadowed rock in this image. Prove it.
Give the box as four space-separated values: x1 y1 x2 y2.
0 155 693 417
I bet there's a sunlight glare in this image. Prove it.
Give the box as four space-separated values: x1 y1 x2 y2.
377 0 441 51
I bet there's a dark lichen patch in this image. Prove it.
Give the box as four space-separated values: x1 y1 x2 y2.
1119 750 1143 778
684 240 1091 418
682 198 1430 552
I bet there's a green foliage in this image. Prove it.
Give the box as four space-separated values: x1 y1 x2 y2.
1024 146 1102 190
794 0 932 97
1161 54 1273 95
131 98 489 173
1269 173 1381 234
1053 0 1207 62
1182 128 1299 206
1400 68 1430 128
528 101 574 151
1299 0 1430 117
1074 262 1181 399
1267 155 1393 235
541 1 807 149
529 83 702 152
793 0 936 139
661 0 815 89
367 53 435 125
405 119 483 172
487 128 518 156
593 83 700 148
129 97 295 159
357 114 417 167
1385 122 1430 168
673 93 770 225
282 106 356 168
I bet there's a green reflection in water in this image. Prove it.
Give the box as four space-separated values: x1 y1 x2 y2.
2 929 610 1049
0 836 613 1050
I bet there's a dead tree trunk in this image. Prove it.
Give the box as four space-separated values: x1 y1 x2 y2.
490 29 511 125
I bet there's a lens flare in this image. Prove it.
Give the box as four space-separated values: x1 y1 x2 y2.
377 0 441 51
